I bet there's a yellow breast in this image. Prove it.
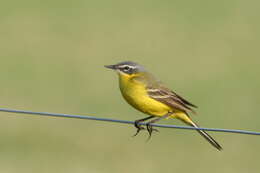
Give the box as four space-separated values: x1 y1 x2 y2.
118 73 172 116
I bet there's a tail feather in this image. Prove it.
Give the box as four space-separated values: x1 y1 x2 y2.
191 122 222 151
177 113 222 151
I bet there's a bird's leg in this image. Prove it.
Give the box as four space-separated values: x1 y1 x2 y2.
146 112 172 140
133 116 154 137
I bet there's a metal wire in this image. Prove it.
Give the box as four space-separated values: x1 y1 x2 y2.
0 107 260 136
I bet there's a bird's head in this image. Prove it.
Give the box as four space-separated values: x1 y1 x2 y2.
105 61 146 78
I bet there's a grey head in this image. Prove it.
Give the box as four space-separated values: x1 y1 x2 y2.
105 61 146 74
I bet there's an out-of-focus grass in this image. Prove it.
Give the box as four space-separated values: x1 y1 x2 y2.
0 0 260 173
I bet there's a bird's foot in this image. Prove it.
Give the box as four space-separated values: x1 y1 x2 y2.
146 123 159 141
132 126 145 137
132 121 145 137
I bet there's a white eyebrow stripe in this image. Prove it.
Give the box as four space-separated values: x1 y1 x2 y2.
118 65 136 69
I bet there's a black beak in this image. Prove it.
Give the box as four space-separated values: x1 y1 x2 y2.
104 64 117 70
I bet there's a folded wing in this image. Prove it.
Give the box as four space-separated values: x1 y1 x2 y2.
147 85 197 114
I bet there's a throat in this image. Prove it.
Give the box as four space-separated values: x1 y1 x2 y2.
119 74 146 98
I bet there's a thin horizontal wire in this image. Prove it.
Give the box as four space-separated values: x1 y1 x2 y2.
0 108 260 136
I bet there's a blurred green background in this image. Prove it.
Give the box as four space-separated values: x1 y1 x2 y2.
0 0 260 172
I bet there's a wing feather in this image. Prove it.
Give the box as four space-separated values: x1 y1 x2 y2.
147 85 197 114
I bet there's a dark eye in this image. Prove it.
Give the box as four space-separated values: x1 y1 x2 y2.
123 66 130 71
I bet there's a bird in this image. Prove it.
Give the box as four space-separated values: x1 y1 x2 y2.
105 61 222 150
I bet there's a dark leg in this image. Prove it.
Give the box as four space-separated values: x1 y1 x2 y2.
146 113 172 140
133 116 154 137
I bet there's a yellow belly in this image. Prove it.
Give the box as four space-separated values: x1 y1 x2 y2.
119 75 172 116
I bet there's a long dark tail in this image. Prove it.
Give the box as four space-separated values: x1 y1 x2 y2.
190 122 222 151
176 112 222 151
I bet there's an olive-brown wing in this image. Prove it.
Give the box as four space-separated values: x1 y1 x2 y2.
147 86 197 114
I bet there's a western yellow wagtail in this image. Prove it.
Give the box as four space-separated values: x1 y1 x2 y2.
105 61 222 150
